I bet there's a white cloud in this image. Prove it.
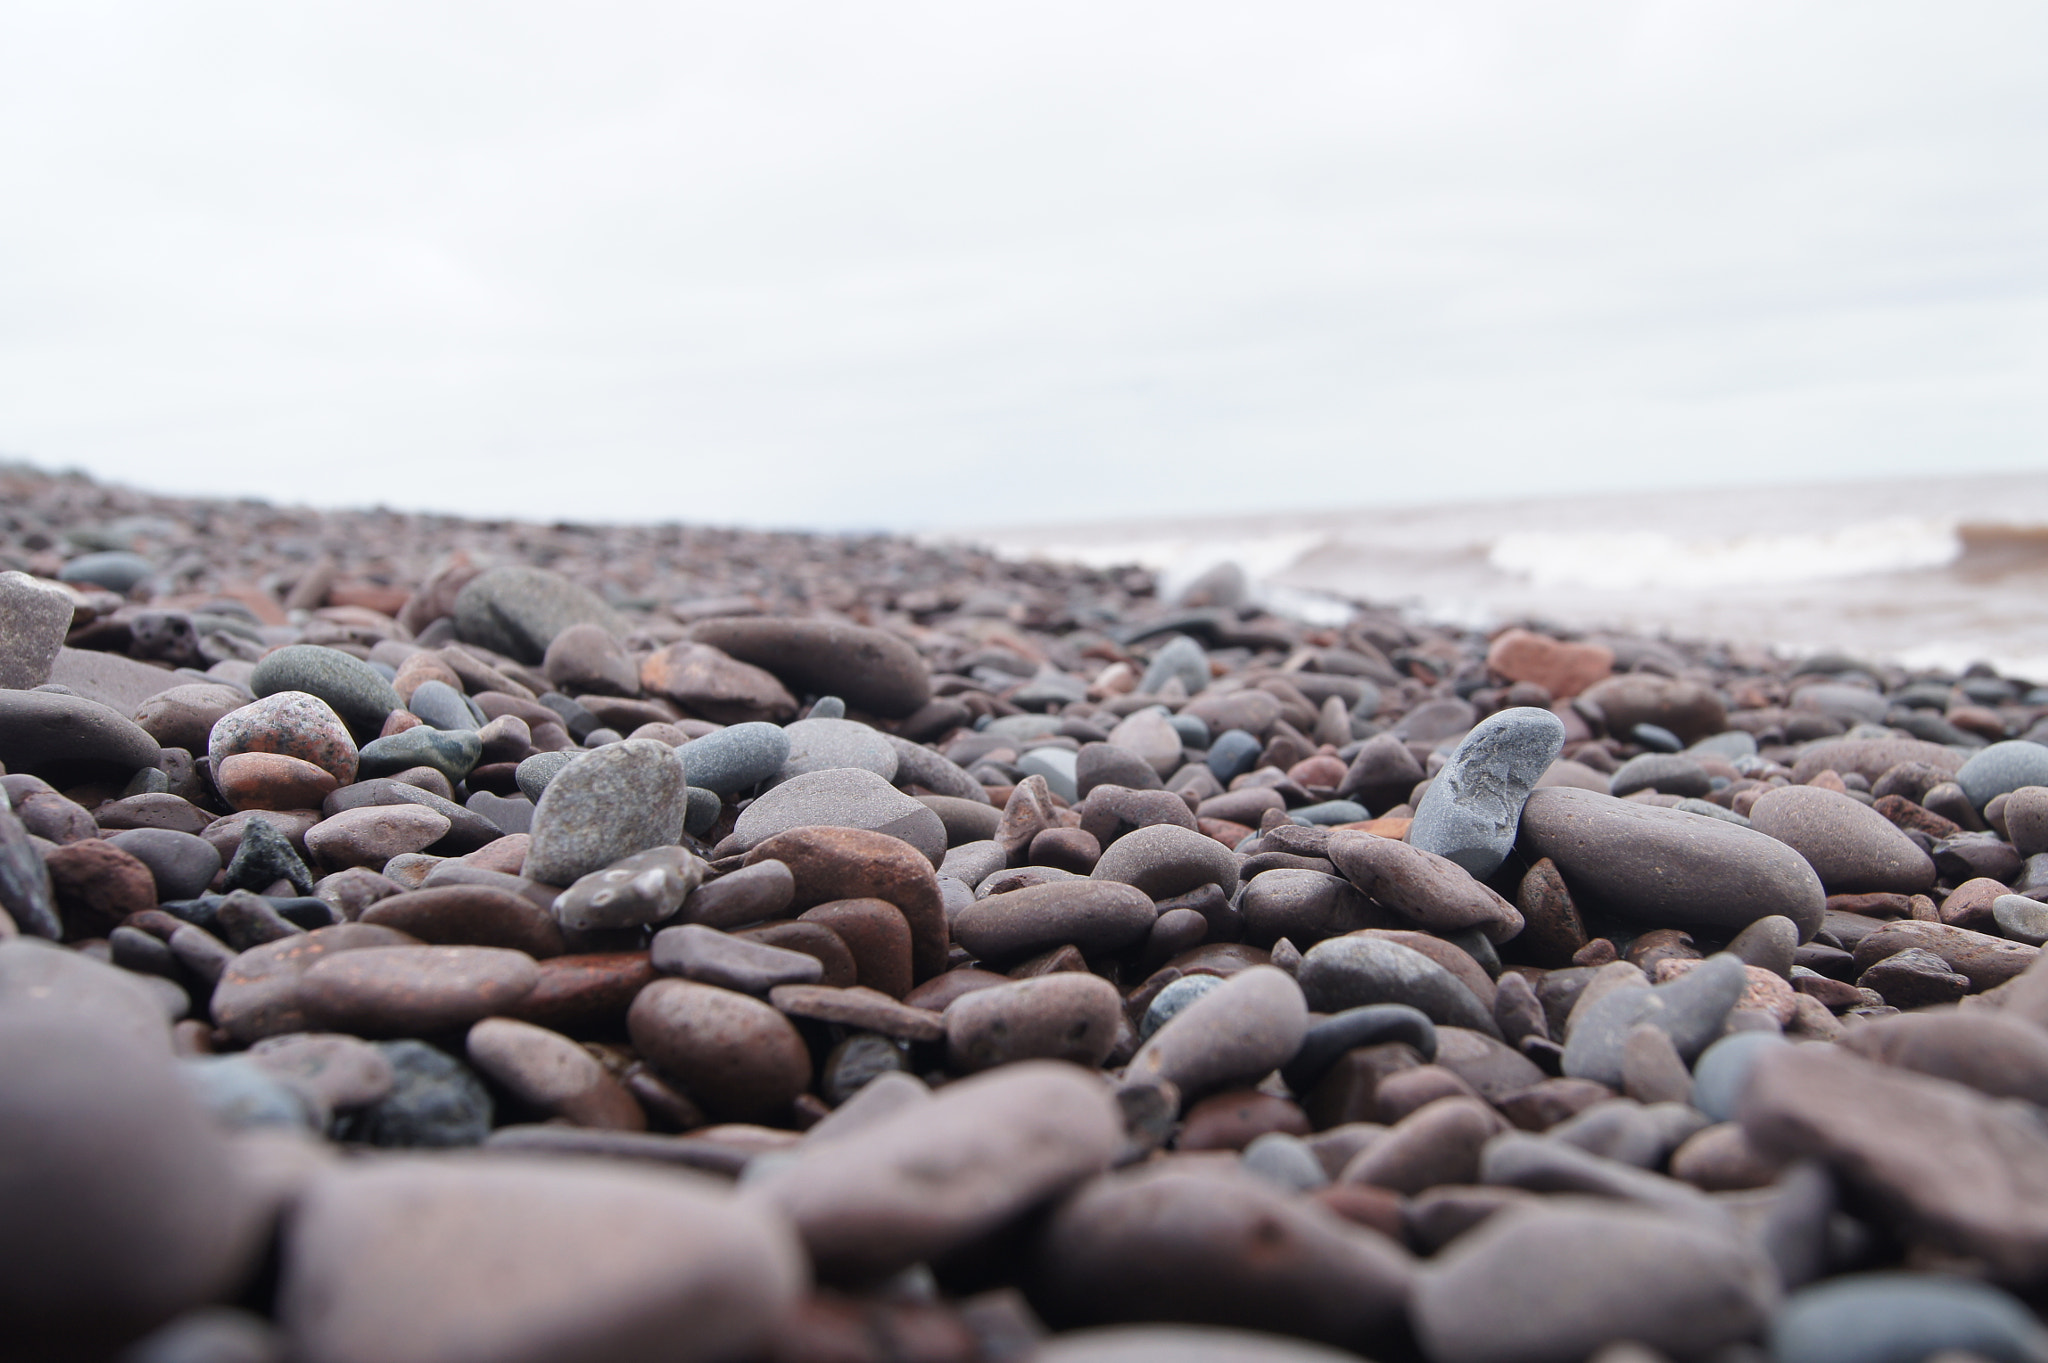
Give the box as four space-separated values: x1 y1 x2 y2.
0 0 2042 528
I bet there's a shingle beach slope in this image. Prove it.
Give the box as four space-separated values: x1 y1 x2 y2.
8 461 2048 1363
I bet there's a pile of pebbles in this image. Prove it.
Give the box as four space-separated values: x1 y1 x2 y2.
10 466 2048 1363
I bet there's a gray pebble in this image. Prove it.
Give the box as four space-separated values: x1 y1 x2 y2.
1562 953 1749 1088
251 645 402 732
1957 741 2048 813
405 679 477 731
524 740 688 887
1241 1131 1330 1192
514 750 575 802
1409 706 1565 878
1690 1030 1791 1123
338 1039 493 1147
1770 1272 2048 1363
1139 974 1225 1041
771 717 898 786
676 722 791 796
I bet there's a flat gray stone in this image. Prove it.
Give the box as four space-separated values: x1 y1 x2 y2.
769 717 897 787
524 740 687 887
731 767 946 865
1409 706 1566 879
0 572 75 690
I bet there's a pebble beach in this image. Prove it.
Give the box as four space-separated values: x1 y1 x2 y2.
12 460 2048 1363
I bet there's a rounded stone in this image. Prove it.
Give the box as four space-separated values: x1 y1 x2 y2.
0 1014 268 1357
1517 786 1826 940
742 826 951 982
130 682 249 753
514 750 575 802
770 717 899 785
1608 752 1713 799
1578 674 1728 746
731 767 945 866
404 678 478 731
1326 831 1524 942
465 1016 644 1129
1411 1201 1777 1363
627 978 812 1122
1091 822 1242 900
277 1156 803 1363
0 571 75 690
0 689 164 779
676 722 791 796
1297 935 1496 1036
251 645 403 732
524 740 688 887
360 884 566 958
453 566 629 665
951 879 1157 968
299 945 539 1037
943 972 1124 1072
58 549 154 591
747 1060 1121 1280
1957 741 2048 813
104 827 222 902
305 805 453 872
1690 1030 1791 1123
690 617 932 719
554 845 706 932
1239 869 1383 947
1125 965 1309 1102
542 622 640 697
1032 1167 1411 1348
1409 706 1566 879
1747 785 1936 894
215 751 340 812
209 692 358 786
1770 1272 2048 1363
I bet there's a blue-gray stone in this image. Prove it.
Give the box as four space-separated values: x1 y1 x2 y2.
1409 705 1566 878
1140 636 1210 696
1632 723 1684 753
685 786 722 837
731 767 947 865
357 726 483 783
340 1040 493 1147
1167 714 1211 750
1290 800 1369 826
1018 747 1078 803
1297 936 1498 1037
1689 730 1758 759
1207 729 1263 783
771 717 898 786
1140 974 1226 1041
180 1055 320 1131
1562 953 1751 1088
1957 741 2048 812
1241 1132 1329 1192
515 751 576 802
525 739 689 887
57 550 154 592
1690 1030 1791 1123
1994 894 2048 947
1771 1273 2048 1363
583 728 623 747
250 644 403 732
466 790 534 835
808 696 847 719
405 679 477 731
1282 1003 1438 1093
675 722 790 796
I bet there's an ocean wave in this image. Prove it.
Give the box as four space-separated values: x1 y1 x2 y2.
1487 518 1964 592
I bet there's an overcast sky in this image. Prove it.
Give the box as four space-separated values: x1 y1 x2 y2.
2 2 2043 530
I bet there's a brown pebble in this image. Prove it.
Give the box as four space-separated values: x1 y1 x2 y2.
628 978 813 1122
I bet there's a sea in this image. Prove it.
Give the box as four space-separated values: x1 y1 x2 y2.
942 473 2048 681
